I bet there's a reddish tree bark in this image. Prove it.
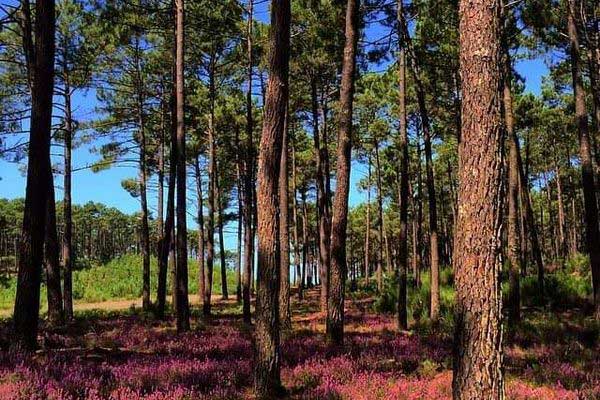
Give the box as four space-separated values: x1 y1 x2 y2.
453 0 504 397
326 0 359 346
254 0 290 395
311 80 331 312
365 156 372 282
279 112 292 330
398 11 440 320
291 143 303 300
502 30 521 324
568 0 600 317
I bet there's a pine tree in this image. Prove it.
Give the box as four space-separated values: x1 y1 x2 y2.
567 0 600 317
326 0 360 346
453 0 504 396
395 0 409 331
254 0 290 396
13 0 56 350
174 0 190 332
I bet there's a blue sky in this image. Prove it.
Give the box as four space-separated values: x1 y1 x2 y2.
0 3 549 251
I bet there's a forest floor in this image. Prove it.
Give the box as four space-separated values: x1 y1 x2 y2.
0 288 598 399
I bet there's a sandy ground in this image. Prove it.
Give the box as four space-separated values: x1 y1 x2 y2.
0 294 238 318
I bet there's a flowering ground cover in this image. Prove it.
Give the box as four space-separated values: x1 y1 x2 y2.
0 289 597 399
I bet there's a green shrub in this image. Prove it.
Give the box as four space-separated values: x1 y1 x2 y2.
0 253 239 313
0 277 17 311
354 277 379 295
372 276 397 314
372 267 455 324
440 267 454 286
564 252 590 277
519 271 591 309
73 257 99 271
72 254 238 302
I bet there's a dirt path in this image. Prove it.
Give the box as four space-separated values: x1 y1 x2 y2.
0 294 237 318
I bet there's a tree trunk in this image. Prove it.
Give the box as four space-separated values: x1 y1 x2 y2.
327 0 359 346
411 203 420 286
311 80 331 312
237 198 243 301
374 140 389 276
503 41 521 324
13 0 55 350
587 19 600 171
156 91 176 320
242 0 254 324
365 156 371 281
396 0 409 330
157 94 165 263
398 9 440 320
313 245 319 286
174 0 190 332
423 123 440 322
205 56 217 318
453 0 504 396
568 0 600 317
302 190 310 288
519 177 528 275
291 144 303 300
236 129 243 303
45 175 63 325
139 146 151 312
62 77 74 321
195 157 206 311
134 35 151 312
517 138 544 297
414 137 423 287
554 154 566 258
216 171 229 300
445 160 457 265
544 173 559 261
279 112 292 330
567 154 579 256
540 204 546 260
254 0 290 394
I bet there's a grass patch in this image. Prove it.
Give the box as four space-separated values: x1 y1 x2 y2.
371 268 455 325
369 263 593 328
0 253 239 312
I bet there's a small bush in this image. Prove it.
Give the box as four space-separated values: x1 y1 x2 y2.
372 267 455 324
564 253 590 277
372 275 396 314
354 277 379 295
73 257 99 271
519 271 591 309
418 359 439 379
